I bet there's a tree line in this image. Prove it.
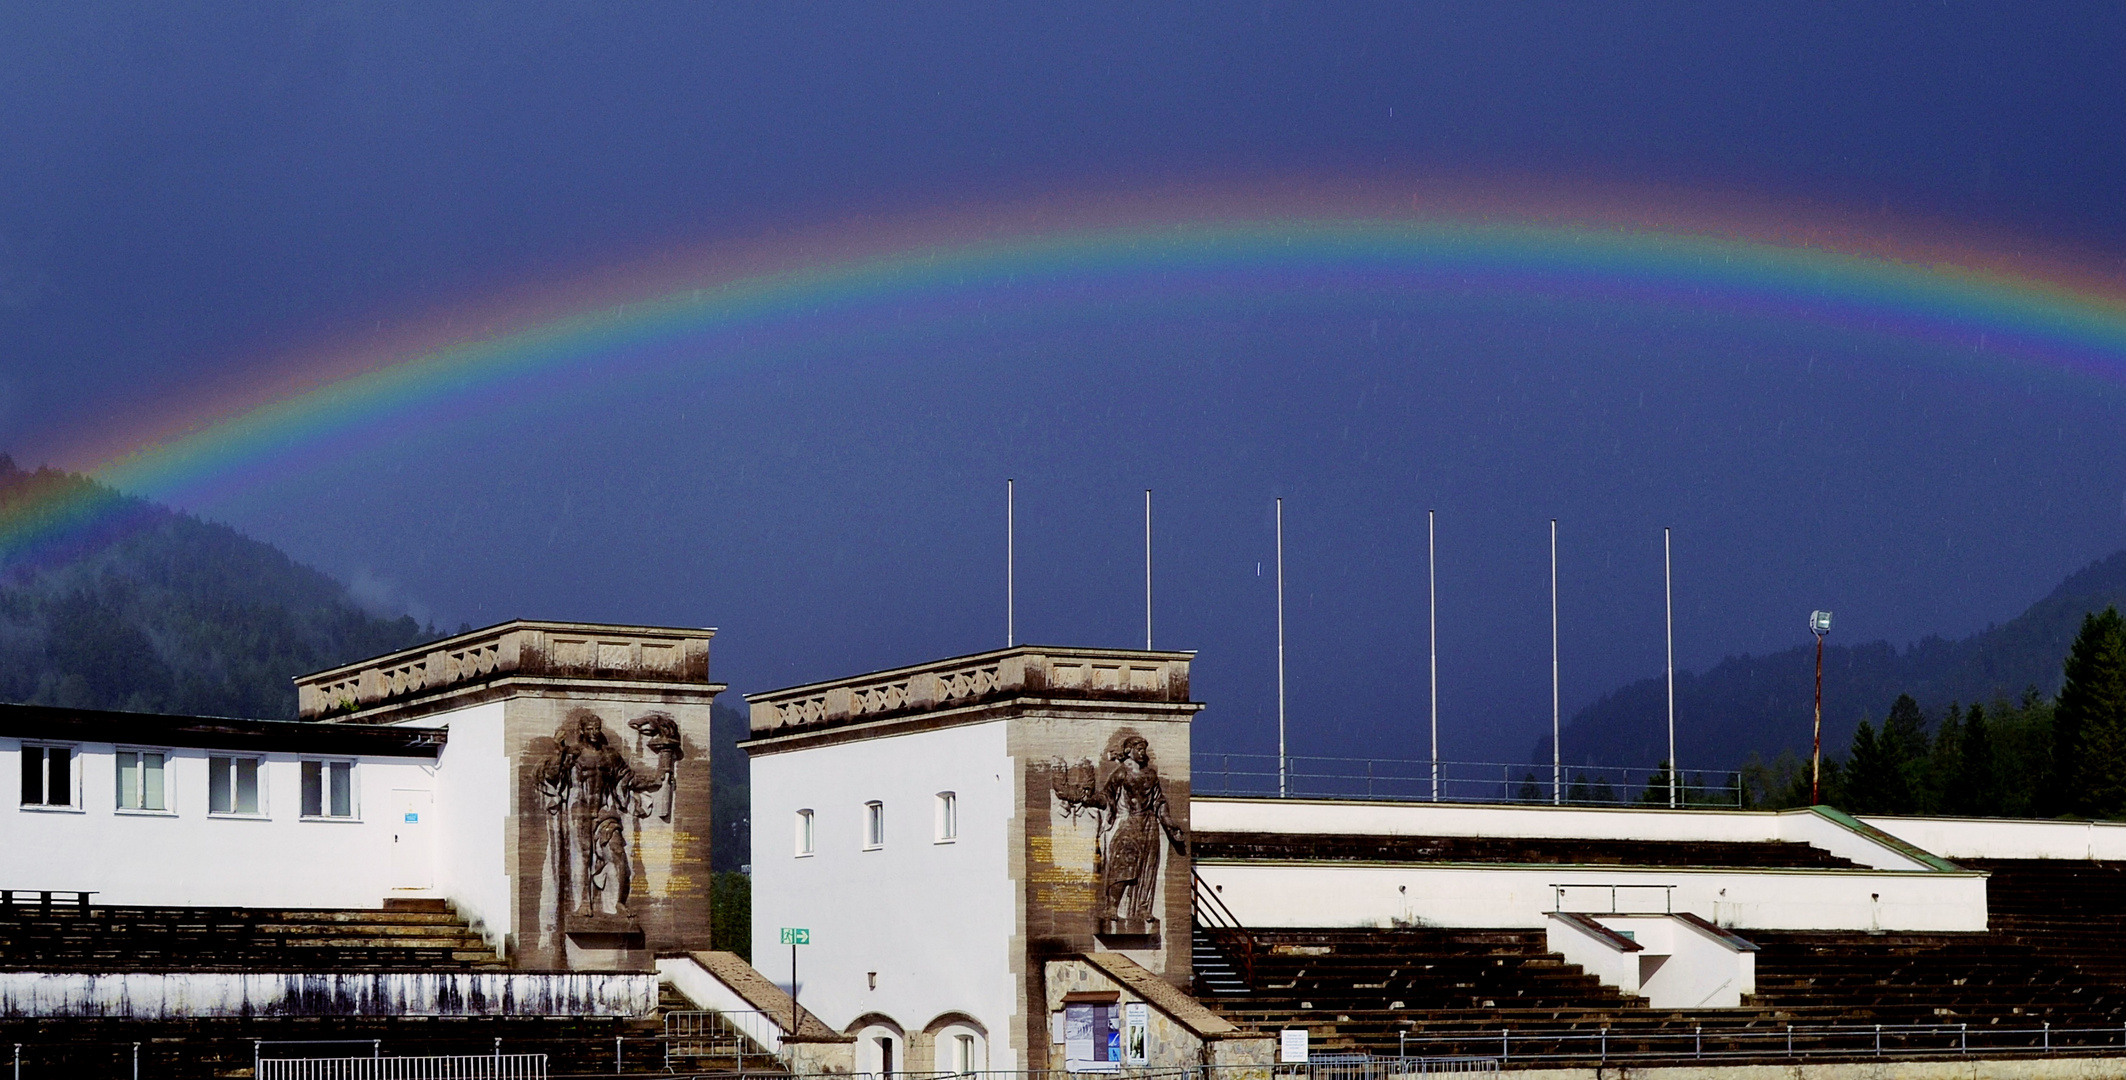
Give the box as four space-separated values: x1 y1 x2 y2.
1743 607 2126 819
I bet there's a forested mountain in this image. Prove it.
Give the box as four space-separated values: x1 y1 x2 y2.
0 457 437 718
1550 549 2126 773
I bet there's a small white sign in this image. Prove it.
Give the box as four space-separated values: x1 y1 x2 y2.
1124 1002 1149 1066
1280 1029 1308 1064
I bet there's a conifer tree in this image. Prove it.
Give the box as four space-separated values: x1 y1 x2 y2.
1928 704 1963 816
1845 719 1893 814
2056 608 2126 818
1955 703 1998 816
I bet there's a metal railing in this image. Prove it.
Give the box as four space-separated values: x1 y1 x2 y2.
255 1054 546 1080
1394 1020 2126 1063
0 889 95 915
1191 753 1741 807
1191 871 1256 990
665 1008 779 1070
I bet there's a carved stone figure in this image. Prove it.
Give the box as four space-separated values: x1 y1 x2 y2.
628 711 685 822
1052 733 1187 934
534 709 669 917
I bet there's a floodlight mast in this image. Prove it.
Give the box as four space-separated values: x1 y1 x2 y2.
1551 519 1560 806
1810 610 1834 803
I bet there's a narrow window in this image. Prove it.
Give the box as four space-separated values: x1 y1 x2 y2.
19 746 73 807
795 808 815 856
301 760 356 818
209 756 262 815
935 791 958 842
954 1033 976 1074
116 752 166 811
864 800 884 849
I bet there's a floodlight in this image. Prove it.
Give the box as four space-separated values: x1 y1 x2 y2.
1809 610 1833 635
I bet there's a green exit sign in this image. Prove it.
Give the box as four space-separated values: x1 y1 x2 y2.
780 927 810 945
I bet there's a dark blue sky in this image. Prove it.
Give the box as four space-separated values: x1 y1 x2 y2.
4 4 2126 763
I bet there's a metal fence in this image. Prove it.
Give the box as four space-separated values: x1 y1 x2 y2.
1395 1020 2126 1064
1191 752 1742 806
255 1054 547 1080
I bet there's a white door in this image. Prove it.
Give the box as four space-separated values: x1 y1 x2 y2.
391 789 434 890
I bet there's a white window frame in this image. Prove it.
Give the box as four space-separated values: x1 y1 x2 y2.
864 800 885 850
795 808 816 857
114 747 173 814
300 758 359 820
18 743 81 812
207 754 269 817
934 791 957 843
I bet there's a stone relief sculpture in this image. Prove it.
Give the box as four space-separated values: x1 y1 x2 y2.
628 711 685 822
534 709 674 919
1052 733 1187 935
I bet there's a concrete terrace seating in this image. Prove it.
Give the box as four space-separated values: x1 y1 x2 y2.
1964 858 2126 983
0 897 504 972
1202 917 2126 1059
1191 831 1864 868
1747 929 2117 1026
1202 927 1649 1053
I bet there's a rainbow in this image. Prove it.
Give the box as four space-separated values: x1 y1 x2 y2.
9 181 2126 568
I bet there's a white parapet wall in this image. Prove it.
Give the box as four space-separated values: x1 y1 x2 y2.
1195 861 1986 932
1192 798 1945 871
1191 797 1985 933
0 971 656 1019
1860 815 2126 861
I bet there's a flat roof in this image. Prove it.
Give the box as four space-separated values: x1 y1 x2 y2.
0 701 445 758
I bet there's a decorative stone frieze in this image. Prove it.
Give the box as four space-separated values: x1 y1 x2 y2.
745 647 1192 739
296 620 716 722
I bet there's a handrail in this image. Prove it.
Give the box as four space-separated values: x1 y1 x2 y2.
1547 883 1674 914
0 890 95 914
1191 872 1254 989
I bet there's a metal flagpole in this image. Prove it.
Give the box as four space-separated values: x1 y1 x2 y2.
1006 479 1015 648
1145 489 1154 650
1429 509 1439 802
1276 498 1288 798
1551 518 1560 806
1665 527 1677 808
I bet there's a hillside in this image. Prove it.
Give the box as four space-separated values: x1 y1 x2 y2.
1548 548 2126 773
0 457 438 718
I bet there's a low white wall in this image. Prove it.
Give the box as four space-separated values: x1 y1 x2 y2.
426 702 510 948
1194 862 1987 932
1191 799 1933 871
1546 915 1643 1000
1 738 433 909
0 970 655 1018
1547 914 1755 1009
1861 815 2126 861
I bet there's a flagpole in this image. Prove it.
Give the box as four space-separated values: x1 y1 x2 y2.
1429 509 1439 802
1276 498 1287 798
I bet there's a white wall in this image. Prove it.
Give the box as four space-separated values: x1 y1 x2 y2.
1860 815 2126 861
2 737 432 909
1191 798 1937 871
422 702 511 948
1194 862 1987 932
1546 914 1756 1008
750 719 1016 1067
0 970 654 1018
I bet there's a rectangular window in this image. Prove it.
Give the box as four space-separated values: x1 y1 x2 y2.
19 745 74 808
795 809 815 856
935 791 957 842
301 760 355 818
208 755 262 815
864 800 884 849
116 751 167 811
